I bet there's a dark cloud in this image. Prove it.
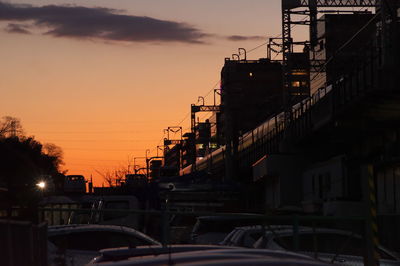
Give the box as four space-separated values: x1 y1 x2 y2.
5 23 31 34
226 35 265 41
0 2 208 44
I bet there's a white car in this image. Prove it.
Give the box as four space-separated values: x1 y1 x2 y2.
47 224 160 266
252 227 400 266
190 214 264 244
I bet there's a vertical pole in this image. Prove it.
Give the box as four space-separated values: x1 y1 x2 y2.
312 221 318 258
362 164 380 266
146 159 150 180
161 196 170 247
293 215 299 251
7 221 13 266
146 150 150 180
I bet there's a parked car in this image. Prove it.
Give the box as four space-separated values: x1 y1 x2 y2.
47 224 160 266
190 214 264 244
252 227 400 266
90 244 240 263
88 246 329 265
90 195 141 229
220 225 295 248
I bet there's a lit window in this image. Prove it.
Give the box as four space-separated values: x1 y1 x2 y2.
291 81 300 87
292 71 308 76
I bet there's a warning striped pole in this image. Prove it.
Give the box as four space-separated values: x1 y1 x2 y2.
363 164 380 266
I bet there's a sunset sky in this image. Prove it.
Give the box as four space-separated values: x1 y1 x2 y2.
0 0 296 186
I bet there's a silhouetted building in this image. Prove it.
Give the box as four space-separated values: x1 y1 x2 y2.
163 144 181 176
221 58 283 137
208 111 222 148
221 58 283 180
287 52 310 104
181 132 196 169
195 120 212 158
310 13 376 94
150 160 162 179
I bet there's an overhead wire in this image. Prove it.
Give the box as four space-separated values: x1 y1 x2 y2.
156 14 308 147
148 12 313 155
172 19 309 129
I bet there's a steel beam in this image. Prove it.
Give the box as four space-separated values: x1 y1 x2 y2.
283 0 377 9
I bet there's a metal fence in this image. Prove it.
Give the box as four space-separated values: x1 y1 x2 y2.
38 207 371 252
0 219 48 266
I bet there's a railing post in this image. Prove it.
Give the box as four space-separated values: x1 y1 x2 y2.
312 221 318 258
161 198 170 247
293 215 299 252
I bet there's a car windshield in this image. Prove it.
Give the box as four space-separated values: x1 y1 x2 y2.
194 217 262 234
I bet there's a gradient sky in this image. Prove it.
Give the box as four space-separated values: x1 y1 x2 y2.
0 0 294 186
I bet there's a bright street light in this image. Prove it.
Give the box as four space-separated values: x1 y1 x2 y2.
36 181 46 189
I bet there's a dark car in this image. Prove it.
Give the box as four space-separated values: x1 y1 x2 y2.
190 214 265 244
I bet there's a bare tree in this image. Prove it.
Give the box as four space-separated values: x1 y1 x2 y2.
0 116 24 138
95 169 114 187
95 166 129 187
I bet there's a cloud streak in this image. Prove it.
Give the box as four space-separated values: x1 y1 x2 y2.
226 35 265 41
5 23 31 34
0 2 208 44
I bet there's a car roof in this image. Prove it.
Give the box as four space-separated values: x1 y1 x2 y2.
231 225 295 231
49 224 136 231
197 214 264 221
48 224 160 245
94 245 240 262
264 227 362 237
230 225 361 237
89 247 328 265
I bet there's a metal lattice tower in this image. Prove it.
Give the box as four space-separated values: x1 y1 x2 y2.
281 0 378 120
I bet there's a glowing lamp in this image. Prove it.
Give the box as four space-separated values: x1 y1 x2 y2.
36 181 46 189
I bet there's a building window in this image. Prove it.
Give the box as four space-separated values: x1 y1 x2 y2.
291 81 301 87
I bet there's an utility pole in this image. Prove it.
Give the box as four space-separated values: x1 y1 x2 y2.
134 157 146 174
145 149 150 179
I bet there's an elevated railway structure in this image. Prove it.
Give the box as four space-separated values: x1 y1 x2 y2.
182 41 391 177
177 0 399 254
183 0 399 179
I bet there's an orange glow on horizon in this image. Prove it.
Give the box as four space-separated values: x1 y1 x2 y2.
1 0 284 187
